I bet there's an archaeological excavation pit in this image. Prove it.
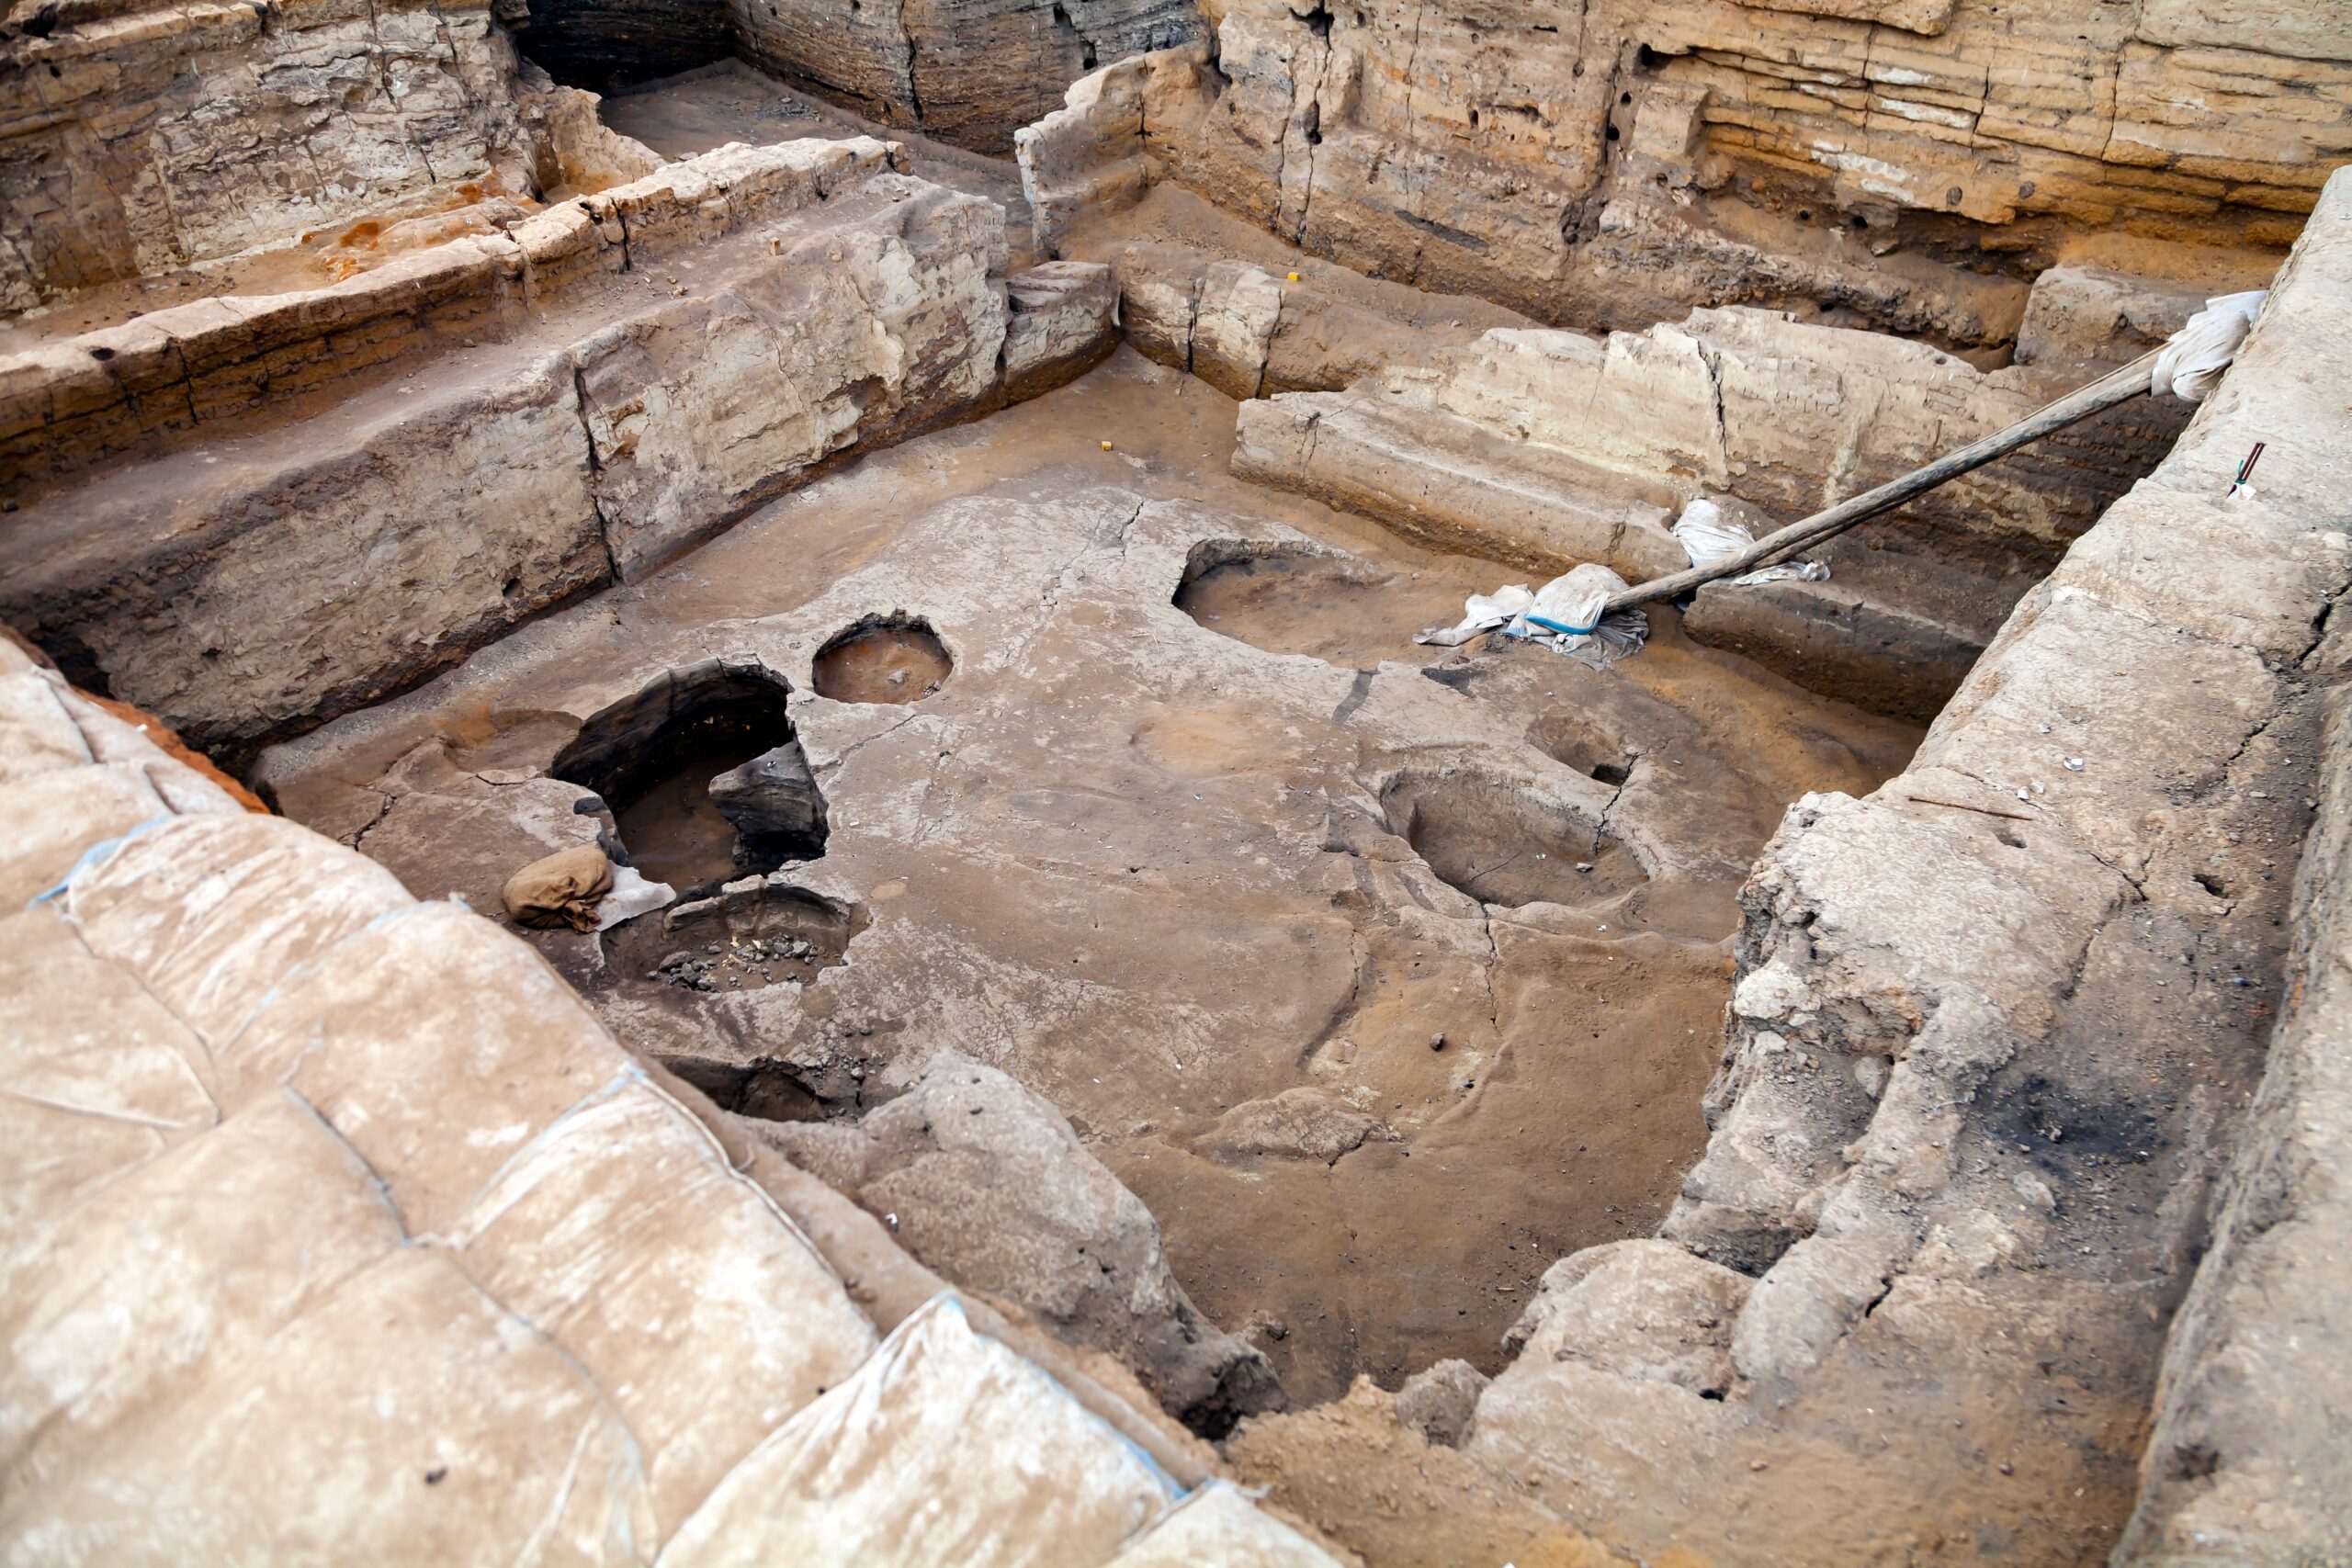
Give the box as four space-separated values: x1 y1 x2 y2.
5 1 2348 1562
1378 769 1646 910
810 615 956 705
551 666 826 894
1172 539 1481 669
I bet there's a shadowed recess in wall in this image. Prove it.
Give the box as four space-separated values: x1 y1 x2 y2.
517 0 734 92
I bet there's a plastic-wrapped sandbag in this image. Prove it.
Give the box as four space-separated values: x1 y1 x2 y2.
1670 498 1829 587
1106 1483 1341 1566
1521 563 1624 638
1415 565 1648 667
2152 290 2267 402
1413 585 1535 648
657 1293 1176 1568
1669 498 1747 569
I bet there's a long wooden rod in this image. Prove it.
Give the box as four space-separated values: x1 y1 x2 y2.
1602 348 2164 615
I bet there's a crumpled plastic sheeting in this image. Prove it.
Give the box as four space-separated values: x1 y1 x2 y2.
596 863 676 931
1670 499 1830 587
2153 290 2267 402
1415 563 1650 667
1418 584 1539 646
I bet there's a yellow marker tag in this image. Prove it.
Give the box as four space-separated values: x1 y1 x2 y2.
1286 271 1301 282
1100 440 1114 450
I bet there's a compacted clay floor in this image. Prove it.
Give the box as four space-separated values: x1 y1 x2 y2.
260 349 1921 1403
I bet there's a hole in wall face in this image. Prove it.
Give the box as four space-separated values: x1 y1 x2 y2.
512 0 732 95
811 616 953 705
551 667 824 896
1381 771 1647 908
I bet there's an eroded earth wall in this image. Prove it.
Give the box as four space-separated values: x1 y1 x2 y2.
1429 164 2352 1567
729 0 1201 152
517 0 1202 151
1022 0 2349 337
0 0 542 310
0 139 1118 756
1227 297 2189 720
2120 493 2352 1555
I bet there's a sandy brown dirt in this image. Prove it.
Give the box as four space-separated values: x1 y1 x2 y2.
1223 1379 1626 1568
259 348 1920 1409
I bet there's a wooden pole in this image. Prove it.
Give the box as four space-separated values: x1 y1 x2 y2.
1602 348 2164 615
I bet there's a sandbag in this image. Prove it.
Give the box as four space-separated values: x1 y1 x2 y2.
657 1293 1177 1568
0 761 167 908
1670 498 1829 587
454 1075 878 1540
503 843 616 931
2152 290 2267 402
1105 1483 1340 1567
0 671 93 784
63 814 413 1049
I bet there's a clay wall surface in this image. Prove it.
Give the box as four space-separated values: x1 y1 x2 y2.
731 0 1199 152
0 0 541 311
518 0 1201 152
0 135 902 491
2120 409 2352 1556
1021 0 2346 337
2120 648 2352 1562
0 141 1119 755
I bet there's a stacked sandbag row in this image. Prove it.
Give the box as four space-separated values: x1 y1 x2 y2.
0 637 1334 1565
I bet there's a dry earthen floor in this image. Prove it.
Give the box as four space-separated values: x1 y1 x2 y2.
262 348 1920 1404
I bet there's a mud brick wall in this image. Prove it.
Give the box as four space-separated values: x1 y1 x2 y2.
0 0 539 310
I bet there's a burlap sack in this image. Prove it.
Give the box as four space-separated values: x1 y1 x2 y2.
502 845 615 931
